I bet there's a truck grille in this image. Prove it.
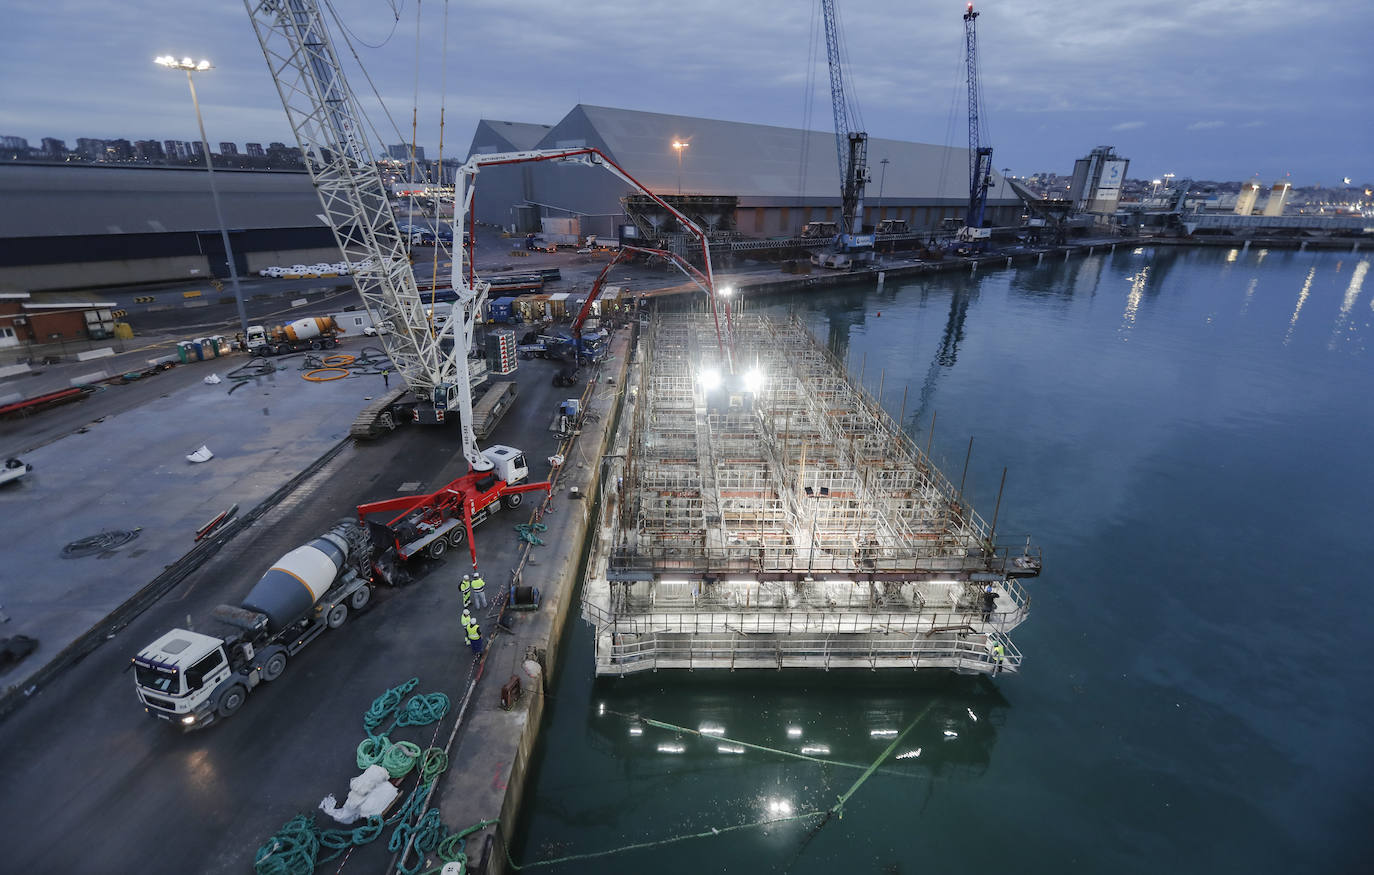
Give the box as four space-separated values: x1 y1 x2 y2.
143 695 176 712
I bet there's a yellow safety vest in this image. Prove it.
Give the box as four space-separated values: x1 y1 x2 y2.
465 621 481 642
470 576 486 592
992 644 1005 662
460 578 471 594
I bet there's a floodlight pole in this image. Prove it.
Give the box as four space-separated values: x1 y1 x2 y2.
174 63 250 340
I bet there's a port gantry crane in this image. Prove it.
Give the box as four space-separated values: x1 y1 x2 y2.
815 0 874 269
957 2 995 247
244 0 734 477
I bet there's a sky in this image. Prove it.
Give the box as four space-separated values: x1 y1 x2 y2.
2 0 1371 186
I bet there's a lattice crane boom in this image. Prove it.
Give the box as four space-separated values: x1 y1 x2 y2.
820 0 868 239
245 0 450 402
964 2 994 231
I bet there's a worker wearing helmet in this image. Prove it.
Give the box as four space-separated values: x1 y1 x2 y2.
991 640 1005 676
462 609 483 655
470 570 488 611
460 574 471 608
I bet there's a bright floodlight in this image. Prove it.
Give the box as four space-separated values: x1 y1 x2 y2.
743 367 764 394
155 55 213 72
699 368 721 390
671 140 688 151
718 285 734 297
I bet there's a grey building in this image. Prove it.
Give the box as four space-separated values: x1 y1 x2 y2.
246 142 265 157
219 142 238 156
40 138 66 157
387 143 426 164
464 105 1018 239
0 164 339 291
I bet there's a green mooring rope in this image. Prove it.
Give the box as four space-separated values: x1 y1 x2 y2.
255 679 453 875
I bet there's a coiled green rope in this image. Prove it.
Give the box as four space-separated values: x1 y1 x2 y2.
364 677 420 737
256 680 456 875
357 734 390 769
254 815 319 875
394 692 450 728
382 741 423 779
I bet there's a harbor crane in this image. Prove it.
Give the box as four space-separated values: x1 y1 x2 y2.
812 0 875 270
244 0 732 478
957 2 995 247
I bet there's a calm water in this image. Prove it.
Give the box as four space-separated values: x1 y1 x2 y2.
515 245 1374 873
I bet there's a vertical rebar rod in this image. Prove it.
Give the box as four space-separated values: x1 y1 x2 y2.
959 436 973 497
989 466 1007 542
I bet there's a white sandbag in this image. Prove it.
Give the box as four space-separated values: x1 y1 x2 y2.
203 374 222 385
523 659 542 679
356 781 399 818
186 445 213 463
318 793 361 824
349 764 389 795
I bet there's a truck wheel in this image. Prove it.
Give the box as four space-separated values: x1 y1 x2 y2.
503 493 523 510
216 684 247 718
326 603 348 629
427 537 448 560
261 650 288 682
311 340 323 350
446 527 467 548
350 586 372 610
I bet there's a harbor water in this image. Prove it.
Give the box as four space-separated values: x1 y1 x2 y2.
514 245 1374 873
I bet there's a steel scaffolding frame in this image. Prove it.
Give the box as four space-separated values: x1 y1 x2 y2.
589 312 1041 674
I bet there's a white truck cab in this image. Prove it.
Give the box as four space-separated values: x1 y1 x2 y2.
482 445 529 483
245 325 268 352
132 629 236 727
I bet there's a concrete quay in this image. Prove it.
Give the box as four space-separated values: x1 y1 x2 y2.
0 340 387 717
421 325 634 874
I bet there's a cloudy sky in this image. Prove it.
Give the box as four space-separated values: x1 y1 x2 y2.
3 0 1370 185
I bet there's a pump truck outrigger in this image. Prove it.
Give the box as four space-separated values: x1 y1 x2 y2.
357 445 551 568
132 520 380 730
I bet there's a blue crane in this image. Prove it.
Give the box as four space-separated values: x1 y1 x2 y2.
815 0 874 267
961 2 994 243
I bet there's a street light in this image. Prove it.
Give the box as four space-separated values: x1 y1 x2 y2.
671 140 688 196
155 55 249 342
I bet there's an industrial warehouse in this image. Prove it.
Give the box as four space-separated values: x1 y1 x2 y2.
466 104 1020 243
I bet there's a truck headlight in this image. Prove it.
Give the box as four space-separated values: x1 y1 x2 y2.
181 715 196 725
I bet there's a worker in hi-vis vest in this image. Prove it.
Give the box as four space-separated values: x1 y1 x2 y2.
459 574 471 607
470 571 488 610
991 641 1005 675
462 609 483 655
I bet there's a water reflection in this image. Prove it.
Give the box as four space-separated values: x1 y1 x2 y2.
1329 259 1369 350
1284 266 1317 345
582 673 1009 788
912 286 975 426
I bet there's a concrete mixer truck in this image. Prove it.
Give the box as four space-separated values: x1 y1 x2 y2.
245 316 340 356
132 520 380 729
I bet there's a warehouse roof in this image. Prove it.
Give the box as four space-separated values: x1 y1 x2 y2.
468 119 555 155
0 164 325 239
533 104 1011 204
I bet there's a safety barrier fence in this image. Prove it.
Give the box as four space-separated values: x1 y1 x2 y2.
581 589 1028 637
592 627 1022 674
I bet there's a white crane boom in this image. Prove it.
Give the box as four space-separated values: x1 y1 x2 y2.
241 0 733 467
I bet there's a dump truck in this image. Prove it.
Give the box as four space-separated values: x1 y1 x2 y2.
357 446 551 565
246 316 340 356
132 520 380 729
